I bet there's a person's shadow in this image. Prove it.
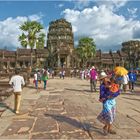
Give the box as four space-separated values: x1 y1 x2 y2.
0 102 15 113
44 113 104 135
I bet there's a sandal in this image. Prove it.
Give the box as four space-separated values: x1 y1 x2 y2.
108 129 116 134
103 126 108 135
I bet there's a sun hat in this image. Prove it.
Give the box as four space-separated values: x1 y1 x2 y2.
92 66 95 69
99 72 107 80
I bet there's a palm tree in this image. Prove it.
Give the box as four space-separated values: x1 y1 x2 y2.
76 37 96 68
19 21 46 67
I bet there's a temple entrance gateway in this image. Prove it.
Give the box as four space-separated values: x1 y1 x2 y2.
47 18 74 69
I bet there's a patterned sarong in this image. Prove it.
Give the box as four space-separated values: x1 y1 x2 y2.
97 99 116 124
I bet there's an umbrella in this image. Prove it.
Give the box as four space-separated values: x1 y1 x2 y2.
114 66 128 76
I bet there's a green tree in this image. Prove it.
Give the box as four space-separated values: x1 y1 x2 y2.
76 37 96 68
19 21 46 67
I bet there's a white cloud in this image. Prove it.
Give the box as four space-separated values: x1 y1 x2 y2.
0 14 46 50
58 3 64 8
28 13 44 21
96 0 128 11
127 8 138 18
70 0 128 10
73 0 91 9
63 5 140 51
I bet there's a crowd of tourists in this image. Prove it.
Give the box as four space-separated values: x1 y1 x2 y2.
8 65 138 135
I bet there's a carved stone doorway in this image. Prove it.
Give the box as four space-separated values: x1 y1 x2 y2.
60 57 66 67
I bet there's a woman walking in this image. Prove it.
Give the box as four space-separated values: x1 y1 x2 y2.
42 68 49 90
97 72 120 134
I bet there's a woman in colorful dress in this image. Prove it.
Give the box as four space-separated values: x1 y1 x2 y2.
42 68 49 90
97 72 120 134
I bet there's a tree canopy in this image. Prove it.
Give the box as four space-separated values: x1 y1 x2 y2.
18 21 46 67
19 21 46 49
75 37 96 67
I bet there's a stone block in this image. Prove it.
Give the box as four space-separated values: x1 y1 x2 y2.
2 118 34 136
33 117 58 133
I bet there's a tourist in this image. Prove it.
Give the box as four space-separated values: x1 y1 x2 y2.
70 69 74 78
37 70 42 89
90 66 97 92
51 69 55 79
128 69 137 92
81 69 85 80
97 72 120 134
76 69 79 77
9 69 25 114
34 70 38 89
42 67 49 90
62 69 65 79
122 74 129 92
59 71 62 79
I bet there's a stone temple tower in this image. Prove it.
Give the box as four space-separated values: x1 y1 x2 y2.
47 18 74 68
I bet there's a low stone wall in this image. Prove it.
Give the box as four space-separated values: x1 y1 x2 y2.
0 81 13 101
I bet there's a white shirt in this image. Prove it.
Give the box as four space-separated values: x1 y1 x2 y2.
34 73 37 80
62 71 65 75
122 75 129 84
9 75 25 92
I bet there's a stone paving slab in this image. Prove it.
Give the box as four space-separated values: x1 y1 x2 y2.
31 131 90 139
0 78 140 139
117 128 140 139
32 117 58 133
29 109 47 117
2 118 34 136
114 113 140 129
0 134 29 139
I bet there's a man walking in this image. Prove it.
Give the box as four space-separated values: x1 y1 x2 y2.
62 69 65 79
90 66 97 92
128 69 137 92
9 69 25 114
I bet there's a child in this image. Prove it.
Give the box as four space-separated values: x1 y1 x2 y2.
108 77 119 94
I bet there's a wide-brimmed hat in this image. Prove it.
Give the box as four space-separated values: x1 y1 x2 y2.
92 66 95 69
99 72 107 80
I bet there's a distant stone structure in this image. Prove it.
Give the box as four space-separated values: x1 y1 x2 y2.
86 50 127 70
47 18 74 68
122 40 140 68
0 19 140 75
0 49 48 72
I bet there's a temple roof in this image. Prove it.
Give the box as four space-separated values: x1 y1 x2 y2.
101 53 112 59
112 53 120 58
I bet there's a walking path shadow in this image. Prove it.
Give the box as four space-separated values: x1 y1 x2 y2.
65 88 92 93
44 113 104 135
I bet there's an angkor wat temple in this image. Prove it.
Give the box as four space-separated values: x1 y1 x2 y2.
0 18 140 73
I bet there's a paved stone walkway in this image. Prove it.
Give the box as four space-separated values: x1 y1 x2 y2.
0 77 140 139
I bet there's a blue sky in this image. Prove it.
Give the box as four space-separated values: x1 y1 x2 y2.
0 0 140 51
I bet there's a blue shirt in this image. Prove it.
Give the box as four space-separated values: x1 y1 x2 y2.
100 83 120 103
128 72 137 82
